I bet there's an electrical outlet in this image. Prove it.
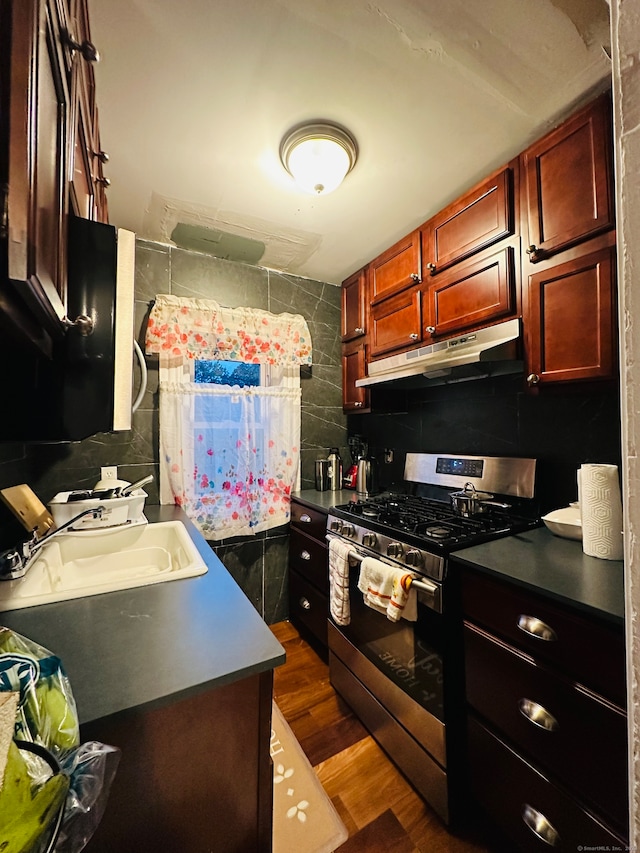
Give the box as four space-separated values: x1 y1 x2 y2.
101 466 118 481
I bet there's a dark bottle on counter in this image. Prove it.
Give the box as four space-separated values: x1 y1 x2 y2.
327 447 342 491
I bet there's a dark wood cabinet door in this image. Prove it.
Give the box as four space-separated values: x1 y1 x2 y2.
370 230 421 303
522 93 614 262
424 246 516 340
370 286 421 358
342 339 370 412
4 0 71 352
424 166 515 276
341 267 367 341
526 242 616 386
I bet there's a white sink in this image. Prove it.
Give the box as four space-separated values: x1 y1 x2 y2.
0 520 208 611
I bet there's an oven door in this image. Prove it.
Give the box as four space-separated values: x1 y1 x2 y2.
328 550 449 766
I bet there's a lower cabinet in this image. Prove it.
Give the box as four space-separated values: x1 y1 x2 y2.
81 670 274 853
460 566 628 851
289 500 329 655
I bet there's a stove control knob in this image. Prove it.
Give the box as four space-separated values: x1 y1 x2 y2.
405 549 423 567
329 520 343 533
362 532 377 548
387 542 404 558
342 523 355 538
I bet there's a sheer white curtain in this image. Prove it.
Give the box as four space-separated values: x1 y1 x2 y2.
146 295 312 541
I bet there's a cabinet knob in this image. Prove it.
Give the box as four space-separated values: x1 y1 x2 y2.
354 401 363 408
409 333 419 340
63 32 100 62
62 314 94 336
518 698 559 732
354 327 364 334
426 326 436 336
525 244 544 263
426 262 436 274
95 176 111 188
517 614 557 642
410 273 420 282
300 550 311 561
299 597 312 611
521 805 560 847
526 373 541 386
300 514 312 523
93 150 110 164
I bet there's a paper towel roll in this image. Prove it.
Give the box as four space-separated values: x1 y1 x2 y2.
580 464 624 560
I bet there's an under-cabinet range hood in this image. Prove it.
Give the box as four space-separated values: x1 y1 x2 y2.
356 318 522 388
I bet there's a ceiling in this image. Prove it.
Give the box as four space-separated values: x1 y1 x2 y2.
87 0 612 286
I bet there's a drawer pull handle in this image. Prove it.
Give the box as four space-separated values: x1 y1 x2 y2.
299 514 312 523
300 550 311 561
299 597 311 611
517 615 557 642
518 698 559 732
521 804 560 847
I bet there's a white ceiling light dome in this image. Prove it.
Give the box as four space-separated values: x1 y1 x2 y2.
280 122 358 195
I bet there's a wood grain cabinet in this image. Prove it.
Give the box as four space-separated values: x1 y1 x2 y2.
0 0 106 355
370 230 421 304
370 284 421 358
342 338 370 413
521 93 614 264
521 93 617 389
341 267 368 342
289 499 330 656
460 567 628 851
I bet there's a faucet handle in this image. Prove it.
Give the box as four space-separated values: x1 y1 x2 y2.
0 546 27 580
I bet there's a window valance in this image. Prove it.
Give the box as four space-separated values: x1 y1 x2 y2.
145 293 312 365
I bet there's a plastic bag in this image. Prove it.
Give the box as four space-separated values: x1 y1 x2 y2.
0 628 120 853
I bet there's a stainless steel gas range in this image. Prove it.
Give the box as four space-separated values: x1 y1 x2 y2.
326 453 538 826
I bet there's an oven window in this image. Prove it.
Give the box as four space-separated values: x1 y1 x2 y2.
344 583 445 722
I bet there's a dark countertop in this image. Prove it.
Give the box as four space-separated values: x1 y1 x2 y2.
0 505 285 725
451 526 625 625
292 488 357 511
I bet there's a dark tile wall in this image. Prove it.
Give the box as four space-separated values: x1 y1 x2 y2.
0 240 347 623
354 374 622 515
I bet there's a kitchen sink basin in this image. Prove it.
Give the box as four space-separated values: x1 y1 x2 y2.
0 520 208 611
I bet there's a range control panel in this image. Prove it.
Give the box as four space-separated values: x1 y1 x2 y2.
436 457 484 478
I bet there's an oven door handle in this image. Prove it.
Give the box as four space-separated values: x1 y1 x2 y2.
411 577 439 609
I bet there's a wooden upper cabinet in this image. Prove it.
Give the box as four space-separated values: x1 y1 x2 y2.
341 267 368 342
370 285 421 358
423 166 515 277
3 0 72 354
522 93 614 263
424 246 516 340
370 230 421 304
525 239 616 387
342 339 370 413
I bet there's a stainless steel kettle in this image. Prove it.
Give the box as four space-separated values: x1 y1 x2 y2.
356 456 379 498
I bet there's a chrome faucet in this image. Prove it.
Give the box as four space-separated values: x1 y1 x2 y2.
0 506 104 581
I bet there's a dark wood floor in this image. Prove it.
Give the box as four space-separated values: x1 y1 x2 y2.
270 621 497 853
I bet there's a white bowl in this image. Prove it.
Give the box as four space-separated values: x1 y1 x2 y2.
542 506 582 540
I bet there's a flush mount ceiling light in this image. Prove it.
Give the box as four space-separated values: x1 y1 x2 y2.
279 122 358 195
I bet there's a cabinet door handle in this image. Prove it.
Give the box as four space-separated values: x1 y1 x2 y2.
299 597 311 611
518 698 559 732
517 614 558 642
521 804 560 847
426 325 436 335
409 333 419 340
525 244 545 263
63 32 100 62
426 262 436 274
299 514 312 523
354 327 365 334
527 373 541 386
410 273 420 282
354 401 363 408
300 550 311 561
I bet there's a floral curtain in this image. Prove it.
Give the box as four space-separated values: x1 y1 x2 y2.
146 295 312 541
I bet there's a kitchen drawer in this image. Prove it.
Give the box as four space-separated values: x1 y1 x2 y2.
461 569 625 706
467 715 627 852
289 528 328 595
290 501 328 541
289 570 328 649
464 622 628 831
